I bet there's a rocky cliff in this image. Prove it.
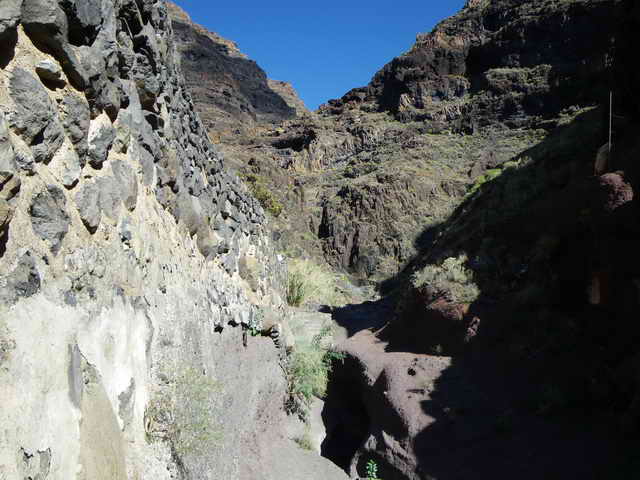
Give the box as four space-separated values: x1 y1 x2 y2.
167 2 307 140
0 1 345 479
195 0 619 285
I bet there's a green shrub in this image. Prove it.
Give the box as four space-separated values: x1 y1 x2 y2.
145 366 222 458
293 428 314 451
242 173 284 217
412 254 479 303
287 327 345 416
287 270 306 307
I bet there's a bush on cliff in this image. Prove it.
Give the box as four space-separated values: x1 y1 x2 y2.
412 253 480 303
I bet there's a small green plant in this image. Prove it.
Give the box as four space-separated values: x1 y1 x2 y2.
366 459 381 480
247 325 261 337
293 428 314 451
287 270 306 307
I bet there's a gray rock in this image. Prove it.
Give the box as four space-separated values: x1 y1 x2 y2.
129 140 155 186
0 0 22 41
30 185 70 254
21 0 88 89
118 218 133 246
132 53 160 109
49 142 81 189
196 224 216 258
12 137 35 173
176 193 203 236
35 59 63 83
113 80 145 153
0 252 40 305
96 176 122 220
60 94 90 160
60 0 102 45
0 175 20 203
87 113 116 168
8 68 64 163
75 182 101 233
0 198 13 233
0 112 16 181
9 252 40 298
112 160 138 211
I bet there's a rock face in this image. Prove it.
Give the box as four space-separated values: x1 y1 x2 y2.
328 0 616 129
167 2 306 138
0 2 346 479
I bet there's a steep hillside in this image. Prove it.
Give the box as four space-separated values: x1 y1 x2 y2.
195 0 619 285
321 1 640 479
167 2 307 140
0 1 344 479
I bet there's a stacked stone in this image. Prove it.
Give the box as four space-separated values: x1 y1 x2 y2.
0 2 299 479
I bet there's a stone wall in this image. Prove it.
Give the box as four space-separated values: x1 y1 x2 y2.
0 1 346 479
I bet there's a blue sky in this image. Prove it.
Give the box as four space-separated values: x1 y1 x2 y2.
172 1 466 110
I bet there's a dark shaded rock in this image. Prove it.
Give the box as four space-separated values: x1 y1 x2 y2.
30 185 69 254
0 198 12 256
132 53 160 110
324 0 617 130
59 0 103 46
35 59 63 84
8 68 64 163
0 198 13 232
20 0 88 89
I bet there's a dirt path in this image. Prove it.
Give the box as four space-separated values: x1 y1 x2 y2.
322 298 624 480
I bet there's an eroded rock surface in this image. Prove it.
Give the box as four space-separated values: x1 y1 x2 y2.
0 2 345 479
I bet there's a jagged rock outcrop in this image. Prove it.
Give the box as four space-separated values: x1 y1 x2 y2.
0 1 346 479
327 0 616 128
167 2 306 138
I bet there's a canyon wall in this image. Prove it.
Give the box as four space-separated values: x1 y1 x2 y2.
167 2 306 140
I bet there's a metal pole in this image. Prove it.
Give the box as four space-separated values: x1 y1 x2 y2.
609 91 613 155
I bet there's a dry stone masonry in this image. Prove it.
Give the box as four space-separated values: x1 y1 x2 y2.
0 1 347 479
